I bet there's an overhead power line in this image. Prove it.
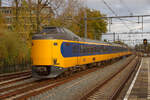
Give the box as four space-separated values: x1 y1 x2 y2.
102 0 117 16
102 0 131 31
87 14 150 20
102 32 150 35
119 0 133 15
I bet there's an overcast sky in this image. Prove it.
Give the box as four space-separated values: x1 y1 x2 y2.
2 0 150 45
87 0 150 33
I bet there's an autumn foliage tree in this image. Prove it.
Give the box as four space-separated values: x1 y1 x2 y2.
75 8 107 40
0 0 108 73
50 7 107 40
0 14 30 72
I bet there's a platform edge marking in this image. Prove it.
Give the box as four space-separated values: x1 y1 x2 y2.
147 58 150 100
123 58 143 100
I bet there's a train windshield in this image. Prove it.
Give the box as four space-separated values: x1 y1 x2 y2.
63 28 81 40
40 27 62 34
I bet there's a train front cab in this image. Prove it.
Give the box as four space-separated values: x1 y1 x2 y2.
31 39 67 78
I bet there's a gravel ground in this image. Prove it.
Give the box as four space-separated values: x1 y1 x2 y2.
28 56 134 100
87 57 138 100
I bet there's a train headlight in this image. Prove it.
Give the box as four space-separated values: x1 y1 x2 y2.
53 59 57 64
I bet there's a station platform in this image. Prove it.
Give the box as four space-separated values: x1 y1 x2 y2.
124 57 149 100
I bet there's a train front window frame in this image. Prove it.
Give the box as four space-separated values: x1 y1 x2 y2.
40 27 60 34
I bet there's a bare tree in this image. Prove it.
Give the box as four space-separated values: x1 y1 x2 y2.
26 0 65 33
12 0 83 33
13 0 22 22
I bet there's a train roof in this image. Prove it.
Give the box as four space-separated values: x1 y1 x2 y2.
32 27 81 41
81 38 126 47
82 38 108 43
32 26 127 48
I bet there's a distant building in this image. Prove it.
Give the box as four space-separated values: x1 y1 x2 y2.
0 6 54 32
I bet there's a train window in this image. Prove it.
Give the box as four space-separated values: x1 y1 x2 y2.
83 46 86 53
90 47 92 53
109 46 112 52
63 28 81 40
85 46 88 54
103 46 107 52
112 47 115 52
40 27 59 34
92 46 94 53
100 46 103 53
92 46 95 53
94 46 96 53
72 45 78 54
82 45 85 54
111 47 113 51
87 46 90 53
119 47 121 51
107 46 110 52
100 46 104 52
115 47 117 51
65 43 70 46
80 45 84 54
106 46 109 52
116 47 118 51
98 46 101 53
96 46 98 52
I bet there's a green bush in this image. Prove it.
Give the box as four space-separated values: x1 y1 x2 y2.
0 16 30 73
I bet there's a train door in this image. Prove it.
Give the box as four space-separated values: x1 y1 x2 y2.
73 40 80 66
77 42 80 66
78 43 85 65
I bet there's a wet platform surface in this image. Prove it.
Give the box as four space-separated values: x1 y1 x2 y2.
125 57 149 100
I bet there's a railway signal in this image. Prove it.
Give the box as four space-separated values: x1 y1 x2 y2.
143 39 147 45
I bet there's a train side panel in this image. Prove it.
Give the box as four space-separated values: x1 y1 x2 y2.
58 40 131 67
69 52 131 66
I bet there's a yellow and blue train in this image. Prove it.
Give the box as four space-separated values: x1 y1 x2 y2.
31 27 132 78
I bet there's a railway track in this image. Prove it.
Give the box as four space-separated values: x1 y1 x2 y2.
0 70 31 82
0 71 32 88
0 57 126 100
111 58 140 100
81 56 140 100
0 56 135 100
0 65 108 100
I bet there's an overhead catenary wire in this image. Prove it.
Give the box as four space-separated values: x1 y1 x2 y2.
101 0 131 31
118 0 138 24
119 0 133 15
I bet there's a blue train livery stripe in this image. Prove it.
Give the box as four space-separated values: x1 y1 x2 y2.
60 42 128 57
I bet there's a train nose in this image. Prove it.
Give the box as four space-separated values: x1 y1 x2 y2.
31 40 53 65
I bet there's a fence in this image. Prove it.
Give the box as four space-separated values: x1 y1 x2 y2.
0 58 31 74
